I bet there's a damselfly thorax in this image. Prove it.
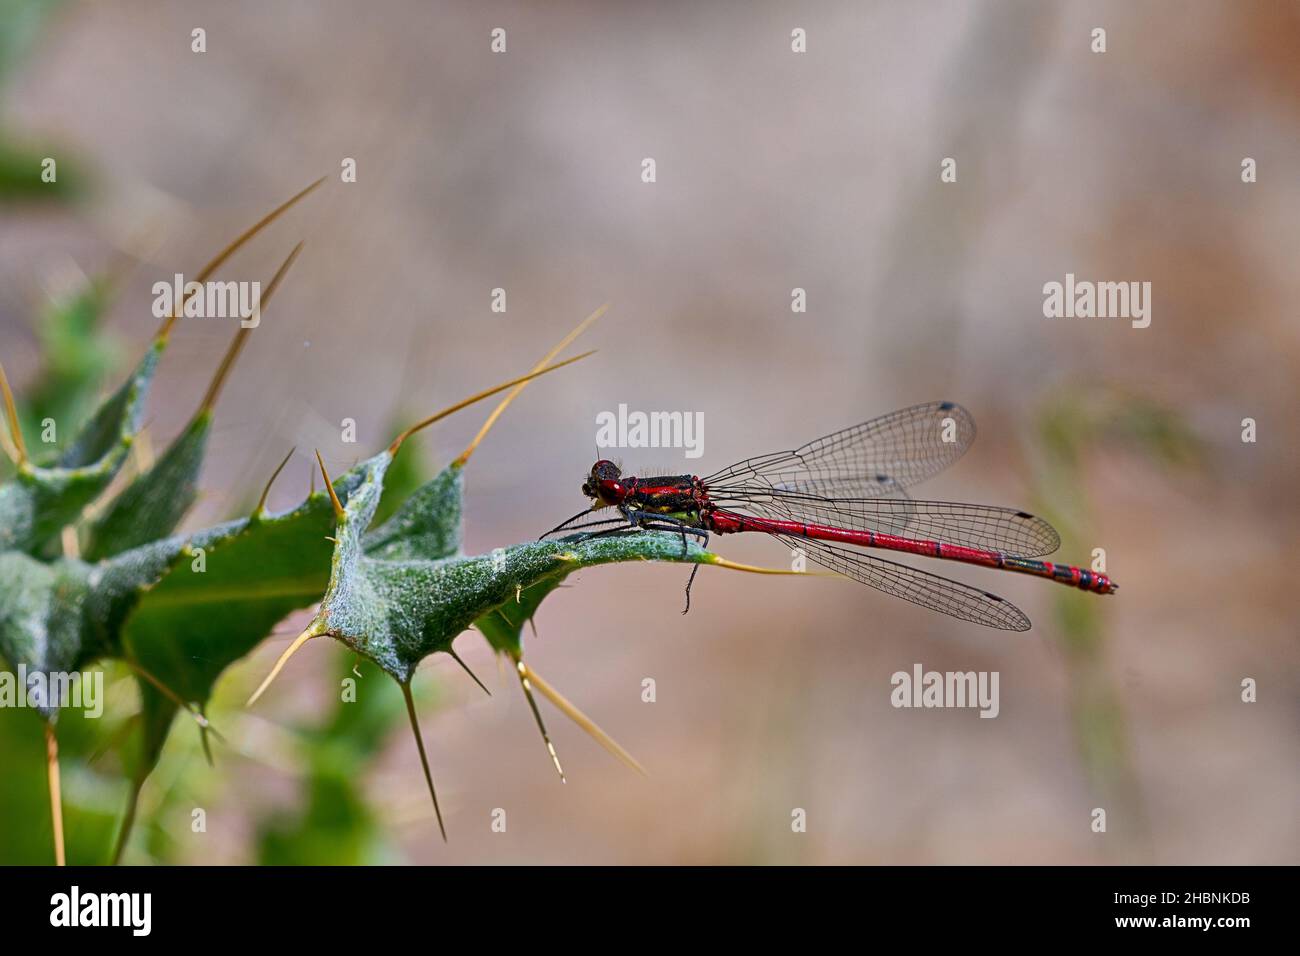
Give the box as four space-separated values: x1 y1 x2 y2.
585 463 711 522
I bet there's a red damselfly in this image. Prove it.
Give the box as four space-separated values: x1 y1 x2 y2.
543 401 1116 631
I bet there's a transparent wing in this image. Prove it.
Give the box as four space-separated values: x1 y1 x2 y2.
704 401 976 498
709 489 1060 557
774 533 1031 631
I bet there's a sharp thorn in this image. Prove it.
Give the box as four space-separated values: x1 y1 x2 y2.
0 359 27 465
199 241 304 414
247 626 318 706
402 682 447 841
315 450 344 519
123 658 216 733
447 645 491 696
388 351 597 457
199 722 215 768
515 659 566 783
453 303 610 468
254 446 296 516
156 177 324 341
520 660 645 776
706 555 831 577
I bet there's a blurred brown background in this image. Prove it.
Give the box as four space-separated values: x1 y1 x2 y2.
1 0 1297 863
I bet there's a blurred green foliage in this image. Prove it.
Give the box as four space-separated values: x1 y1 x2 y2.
0 136 87 202
17 281 119 456
0 0 89 204
0 663 134 864
255 656 413 865
1037 389 1200 477
1030 386 1201 861
0 0 62 83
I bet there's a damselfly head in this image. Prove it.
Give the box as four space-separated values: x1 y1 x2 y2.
582 459 625 507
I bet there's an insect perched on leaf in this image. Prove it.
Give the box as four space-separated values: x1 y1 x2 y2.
544 401 1117 629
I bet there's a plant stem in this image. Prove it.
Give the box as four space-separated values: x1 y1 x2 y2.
111 779 143 866
45 723 65 865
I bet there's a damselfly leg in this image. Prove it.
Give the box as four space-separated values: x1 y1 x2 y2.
618 509 708 614
549 507 709 614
